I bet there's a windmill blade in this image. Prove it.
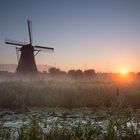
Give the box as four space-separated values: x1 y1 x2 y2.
34 45 54 51
5 39 27 46
27 20 33 45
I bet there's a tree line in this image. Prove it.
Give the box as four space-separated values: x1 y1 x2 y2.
47 67 96 77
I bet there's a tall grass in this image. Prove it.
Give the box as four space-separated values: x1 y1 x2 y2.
0 76 140 108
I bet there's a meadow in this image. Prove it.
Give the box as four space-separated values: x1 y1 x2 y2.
0 73 140 108
0 73 140 139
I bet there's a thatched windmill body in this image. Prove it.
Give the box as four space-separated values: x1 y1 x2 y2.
5 20 54 74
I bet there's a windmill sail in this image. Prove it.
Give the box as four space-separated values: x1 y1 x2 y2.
5 39 27 46
27 20 33 45
34 45 54 50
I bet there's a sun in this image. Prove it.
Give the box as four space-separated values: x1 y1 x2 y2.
120 69 128 75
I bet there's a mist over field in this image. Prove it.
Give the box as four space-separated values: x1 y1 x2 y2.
0 72 140 108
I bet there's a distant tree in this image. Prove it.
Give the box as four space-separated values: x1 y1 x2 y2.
68 69 83 77
49 67 66 75
84 69 95 77
68 69 76 76
75 69 83 77
49 67 59 75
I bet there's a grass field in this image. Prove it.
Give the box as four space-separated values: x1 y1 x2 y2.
0 74 140 108
0 74 140 139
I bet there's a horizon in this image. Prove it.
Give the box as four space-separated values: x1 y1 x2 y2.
0 0 140 73
0 63 139 74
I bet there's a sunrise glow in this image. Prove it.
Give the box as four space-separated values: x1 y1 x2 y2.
120 69 128 75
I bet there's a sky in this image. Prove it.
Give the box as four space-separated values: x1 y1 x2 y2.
0 0 140 72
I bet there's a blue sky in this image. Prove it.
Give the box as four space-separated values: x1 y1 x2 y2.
0 0 140 72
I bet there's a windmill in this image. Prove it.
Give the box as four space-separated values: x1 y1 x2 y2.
5 20 54 74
